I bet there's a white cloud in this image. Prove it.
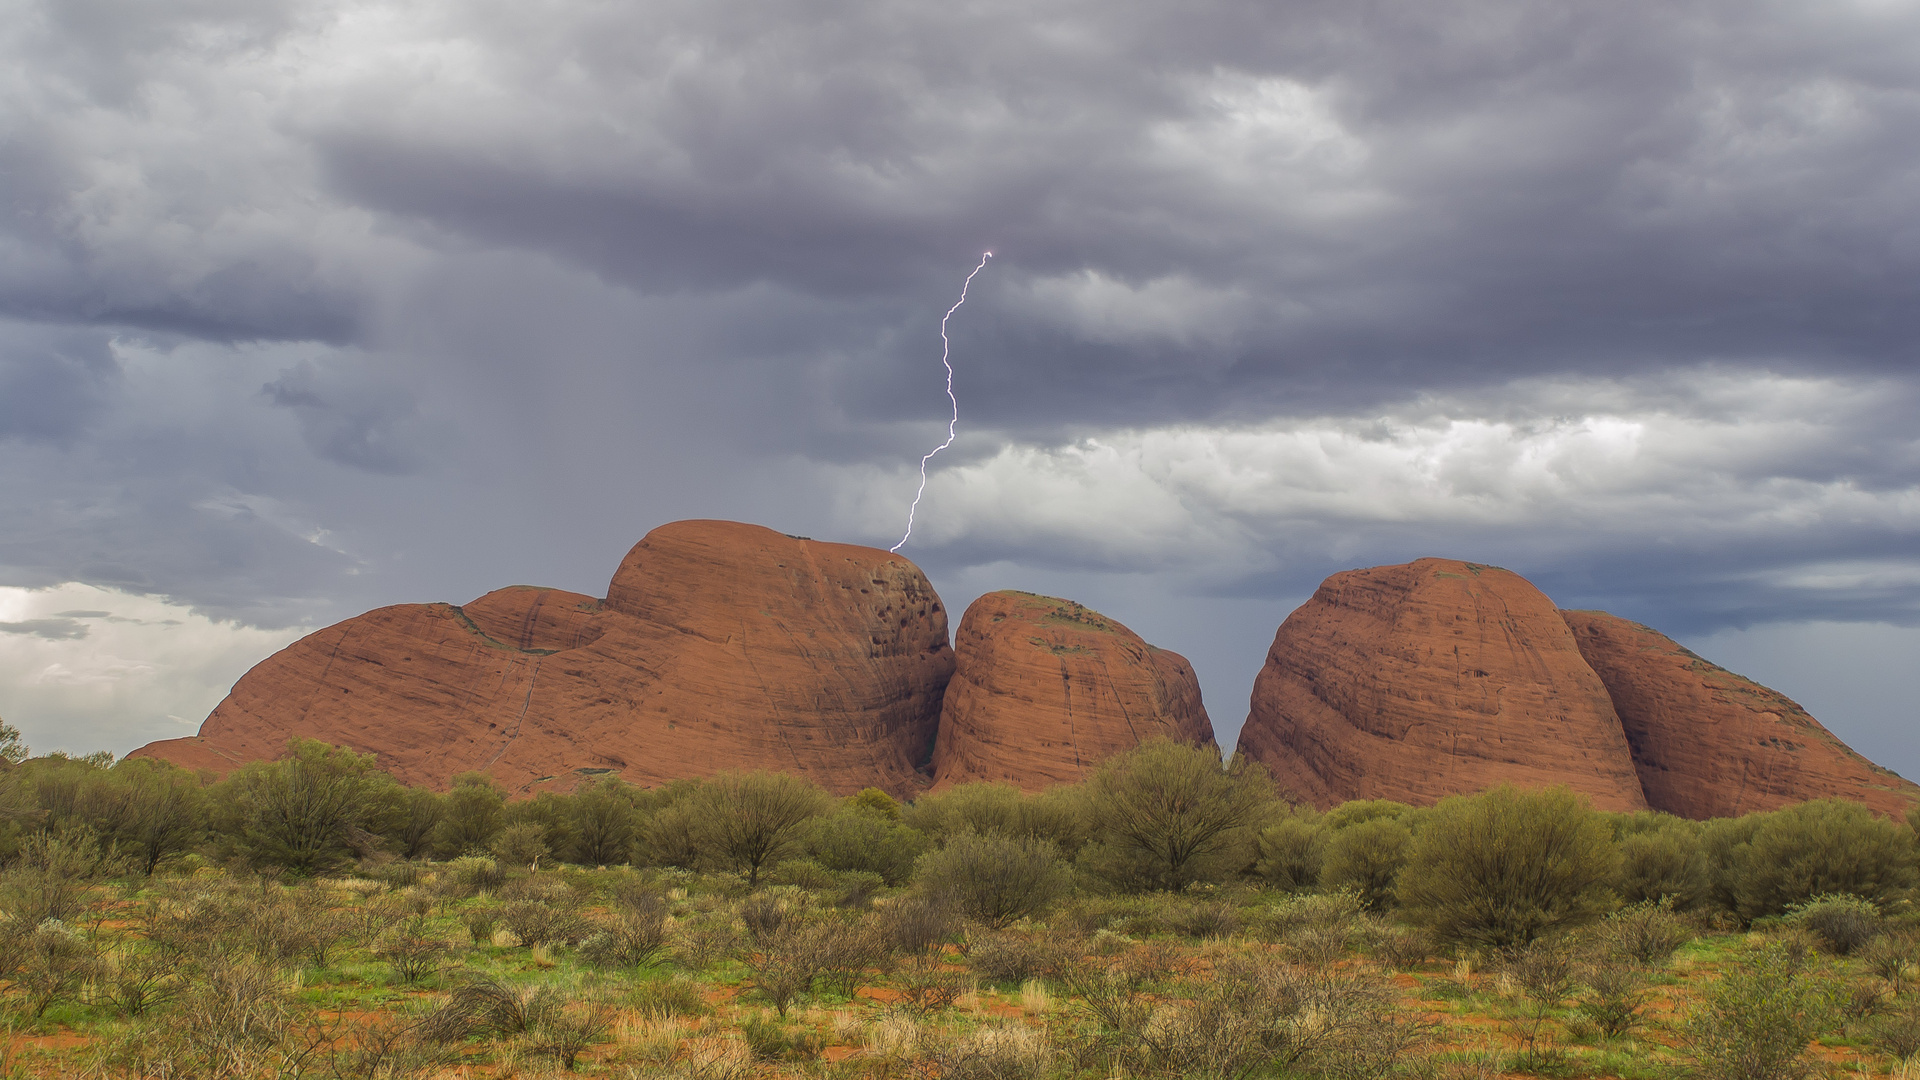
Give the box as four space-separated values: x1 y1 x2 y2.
839 370 1920 575
0 582 307 757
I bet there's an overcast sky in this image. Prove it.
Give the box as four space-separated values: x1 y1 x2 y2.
2 0 1916 780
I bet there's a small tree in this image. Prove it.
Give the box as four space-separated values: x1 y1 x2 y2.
689 771 833 887
1396 785 1619 949
388 786 445 861
1321 816 1412 911
803 806 928 885
1615 822 1712 910
213 739 404 873
0 717 27 765
1078 739 1272 891
915 832 1069 928
432 772 507 857
569 776 642 866
1254 809 1327 891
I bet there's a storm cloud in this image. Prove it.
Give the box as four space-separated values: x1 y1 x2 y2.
1 0 1917 769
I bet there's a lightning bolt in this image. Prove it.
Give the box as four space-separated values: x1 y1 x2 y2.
892 251 992 553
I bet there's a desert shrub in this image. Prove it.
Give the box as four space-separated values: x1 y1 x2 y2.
1067 954 1428 1080
921 1023 1055 1080
1075 738 1271 891
166 957 300 1079
1863 932 1918 991
813 917 889 996
431 773 506 858
0 828 109 924
1259 887 1367 940
878 894 958 954
1171 898 1243 939
288 889 355 966
1323 799 1416 830
741 890 796 942
500 900 587 948
1254 810 1327 891
903 781 1086 853
100 757 211 875
491 822 551 868
1786 893 1884 955
1504 939 1577 1006
385 786 445 861
463 905 500 945
0 718 24 764
1577 960 1652 1039
969 931 1050 982
375 915 448 984
498 872 583 909
1397 785 1620 949
440 854 506 898
746 923 830 1016
764 858 836 890
1369 923 1433 971
99 946 183 1017
630 974 711 1019
522 998 613 1071
802 806 928 885
689 771 834 887
1726 800 1918 921
741 1011 822 1061
1868 999 1920 1072
1321 816 1412 911
670 914 743 970
1597 898 1695 966
917 832 1069 928
1684 941 1838 1080
579 894 669 969
1615 821 1712 910
212 739 404 873
567 775 644 866
13 918 97 1017
897 954 972 1014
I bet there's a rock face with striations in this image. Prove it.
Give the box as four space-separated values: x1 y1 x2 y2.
1562 610 1920 819
1237 559 1649 812
131 520 954 797
930 591 1215 791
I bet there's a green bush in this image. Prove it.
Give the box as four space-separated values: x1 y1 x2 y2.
1785 893 1884 955
902 781 1086 853
1396 785 1619 949
1727 800 1918 921
431 772 506 858
1076 738 1272 891
1597 899 1694 966
916 832 1069 928
1254 810 1326 891
688 771 834 887
1320 816 1411 911
1614 822 1712 910
212 740 404 873
802 806 927 885
1683 941 1837 1080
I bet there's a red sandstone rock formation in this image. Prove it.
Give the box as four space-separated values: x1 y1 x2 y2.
131 521 954 797
1563 610 1920 819
1237 559 1648 812
930 591 1215 791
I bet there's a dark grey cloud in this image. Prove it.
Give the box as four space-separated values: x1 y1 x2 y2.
0 326 119 442
262 360 421 474
0 0 1916 772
